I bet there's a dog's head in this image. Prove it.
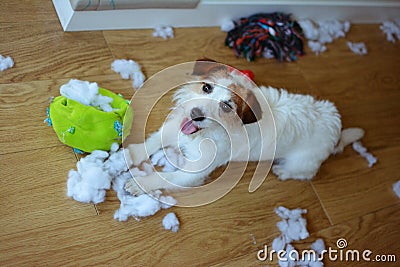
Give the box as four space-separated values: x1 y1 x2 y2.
174 60 262 135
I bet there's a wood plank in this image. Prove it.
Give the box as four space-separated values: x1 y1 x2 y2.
0 21 114 83
0 76 134 155
0 171 329 266
0 146 97 236
294 24 400 224
0 0 60 23
103 27 219 77
94 167 330 266
312 203 400 267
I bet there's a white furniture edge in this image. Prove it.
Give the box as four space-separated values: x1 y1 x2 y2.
52 0 400 31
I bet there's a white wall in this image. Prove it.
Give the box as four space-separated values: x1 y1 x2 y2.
52 0 400 31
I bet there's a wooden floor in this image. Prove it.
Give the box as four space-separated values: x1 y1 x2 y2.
1 1 399 266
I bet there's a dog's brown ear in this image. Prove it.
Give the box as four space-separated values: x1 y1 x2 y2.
242 90 262 124
233 89 262 124
192 58 220 76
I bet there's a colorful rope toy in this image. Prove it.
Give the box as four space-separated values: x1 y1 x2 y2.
225 13 305 62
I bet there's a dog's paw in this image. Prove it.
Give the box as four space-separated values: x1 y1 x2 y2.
124 178 145 196
127 143 148 166
272 164 291 180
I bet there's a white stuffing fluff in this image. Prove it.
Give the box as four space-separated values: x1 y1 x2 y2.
67 143 181 228
60 79 114 112
152 25 174 39
273 206 324 267
347 42 367 55
311 239 325 255
263 48 275 59
380 20 400 43
393 180 400 198
151 147 185 172
275 206 309 243
0 54 14 72
352 141 377 167
114 189 165 221
298 19 350 54
220 19 235 32
307 41 327 55
67 150 112 204
111 59 146 89
162 212 180 232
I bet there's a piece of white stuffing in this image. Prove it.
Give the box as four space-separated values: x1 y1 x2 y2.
60 79 114 112
67 150 112 204
307 41 327 55
153 25 174 39
393 180 400 198
380 20 400 43
352 141 377 167
347 42 367 55
111 59 146 89
250 233 257 245
114 191 163 221
272 235 286 251
299 19 350 55
0 54 14 72
275 206 309 242
311 238 325 255
298 20 319 40
151 147 185 172
162 212 180 232
67 143 179 228
262 48 275 59
220 19 235 32
272 207 324 267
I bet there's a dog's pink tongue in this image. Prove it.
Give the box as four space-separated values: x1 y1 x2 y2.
181 118 198 135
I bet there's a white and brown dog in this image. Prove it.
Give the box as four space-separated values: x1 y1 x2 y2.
124 60 364 195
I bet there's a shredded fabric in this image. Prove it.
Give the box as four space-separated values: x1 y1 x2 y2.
152 25 174 39
162 212 180 232
60 79 114 112
352 141 377 167
347 42 367 55
111 59 146 89
272 206 324 267
298 19 350 55
67 143 182 228
0 54 14 72
393 180 400 198
220 19 235 32
380 20 400 43
225 13 304 62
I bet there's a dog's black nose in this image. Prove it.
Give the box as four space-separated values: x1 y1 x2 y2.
191 107 205 121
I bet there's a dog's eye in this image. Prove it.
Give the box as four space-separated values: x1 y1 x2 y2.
202 83 213 94
220 101 233 113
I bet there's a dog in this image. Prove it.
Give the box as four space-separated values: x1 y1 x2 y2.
124 61 364 195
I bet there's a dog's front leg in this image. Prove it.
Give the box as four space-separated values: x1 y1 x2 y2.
126 109 183 166
124 170 207 196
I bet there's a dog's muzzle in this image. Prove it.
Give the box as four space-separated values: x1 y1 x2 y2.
190 107 205 122
180 107 205 135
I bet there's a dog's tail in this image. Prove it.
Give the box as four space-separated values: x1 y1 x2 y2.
333 127 365 154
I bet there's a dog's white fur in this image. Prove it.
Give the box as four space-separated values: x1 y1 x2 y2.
125 64 364 195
